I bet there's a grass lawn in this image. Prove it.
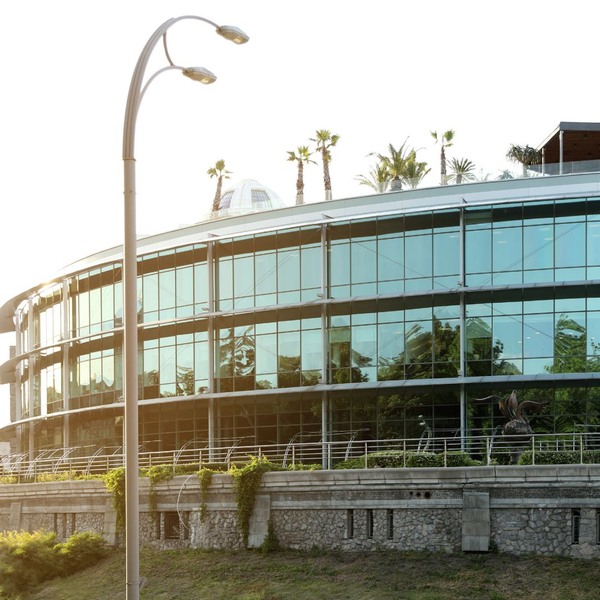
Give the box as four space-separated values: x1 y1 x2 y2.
27 547 600 600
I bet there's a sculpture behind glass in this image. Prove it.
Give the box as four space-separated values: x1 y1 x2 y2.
476 390 548 464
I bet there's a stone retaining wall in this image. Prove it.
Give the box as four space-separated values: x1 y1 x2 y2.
0 465 597 558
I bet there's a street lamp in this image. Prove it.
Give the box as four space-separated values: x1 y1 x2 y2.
122 16 248 599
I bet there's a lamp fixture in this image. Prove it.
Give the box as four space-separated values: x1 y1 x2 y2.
182 67 217 84
216 25 250 44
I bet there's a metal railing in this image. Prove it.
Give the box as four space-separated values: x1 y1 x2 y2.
1 430 599 481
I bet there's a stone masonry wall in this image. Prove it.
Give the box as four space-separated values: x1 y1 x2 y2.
272 508 461 552
0 466 597 558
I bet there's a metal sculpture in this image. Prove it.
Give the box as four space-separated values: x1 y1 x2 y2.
475 391 548 463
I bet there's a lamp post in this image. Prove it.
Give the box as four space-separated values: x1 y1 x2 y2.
122 16 248 599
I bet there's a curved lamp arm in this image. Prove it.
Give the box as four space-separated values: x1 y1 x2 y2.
123 15 248 159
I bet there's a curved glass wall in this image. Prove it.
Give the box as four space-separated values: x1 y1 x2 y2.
8 193 600 456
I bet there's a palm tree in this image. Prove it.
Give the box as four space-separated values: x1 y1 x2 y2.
497 169 514 180
287 146 316 205
355 161 390 194
371 140 412 191
506 144 541 177
311 129 340 200
207 159 232 212
402 150 430 189
447 157 476 184
431 130 455 185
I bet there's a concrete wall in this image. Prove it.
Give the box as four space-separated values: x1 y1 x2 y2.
0 465 598 558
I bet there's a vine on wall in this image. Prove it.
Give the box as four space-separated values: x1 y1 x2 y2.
103 468 126 533
146 465 175 520
230 457 280 546
197 468 215 523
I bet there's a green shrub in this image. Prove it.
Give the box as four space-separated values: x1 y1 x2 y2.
36 471 78 483
406 452 481 468
57 531 109 576
518 450 600 466
335 451 481 469
0 530 107 597
287 463 323 471
0 530 57 596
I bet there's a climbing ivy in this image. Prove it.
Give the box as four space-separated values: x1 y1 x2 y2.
103 468 126 533
230 457 281 546
146 465 175 520
260 518 280 554
197 468 215 523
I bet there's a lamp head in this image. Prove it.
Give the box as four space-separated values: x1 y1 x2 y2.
216 25 250 44
182 67 217 84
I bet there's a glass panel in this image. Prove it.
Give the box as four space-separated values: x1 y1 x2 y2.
587 222 600 266
405 321 432 363
278 251 299 292
301 329 322 371
159 270 176 309
523 225 553 270
160 346 176 383
493 316 522 359
256 334 277 375
278 331 300 372
352 325 376 369
555 223 585 268
405 236 431 279
523 314 553 358
234 255 254 299
176 266 194 307
329 243 350 286
433 232 459 277
351 241 376 284
301 246 321 290
255 253 276 295
493 227 522 273
143 274 158 313
218 260 233 300
330 327 350 368
377 237 403 282
193 263 208 306
88 288 101 327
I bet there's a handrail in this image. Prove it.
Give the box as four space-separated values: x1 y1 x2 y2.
3 431 600 480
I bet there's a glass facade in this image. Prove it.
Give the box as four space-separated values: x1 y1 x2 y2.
7 190 600 457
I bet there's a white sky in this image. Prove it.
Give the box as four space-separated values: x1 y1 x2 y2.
0 0 598 426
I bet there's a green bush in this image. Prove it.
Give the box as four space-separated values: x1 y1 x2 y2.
287 463 323 471
518 450 600 465
0 530 107 597
335 451 482 469
57 531 109 576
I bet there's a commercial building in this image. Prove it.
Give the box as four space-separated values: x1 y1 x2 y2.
2 130 600 462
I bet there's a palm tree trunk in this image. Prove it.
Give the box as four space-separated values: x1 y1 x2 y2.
296 160 304 205
212 175 223 212
297 160 304 195
440 146 447 185
322 150 332 200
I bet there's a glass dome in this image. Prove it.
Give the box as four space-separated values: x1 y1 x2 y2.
205 179 288 220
